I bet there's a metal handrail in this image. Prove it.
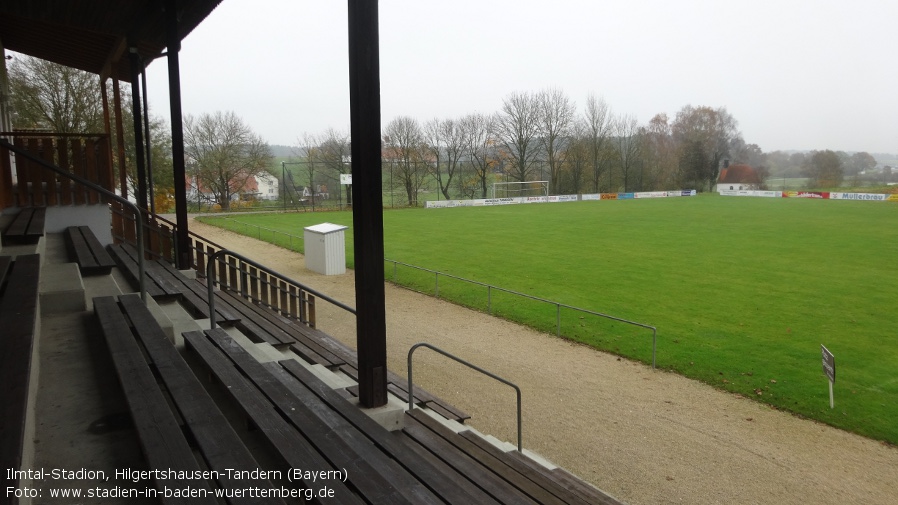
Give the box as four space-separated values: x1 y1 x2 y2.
0 138 148 302
205 248 356 329
389 259 658 369
408 342 523 452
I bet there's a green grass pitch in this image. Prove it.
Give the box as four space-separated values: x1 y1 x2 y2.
198 195 898 444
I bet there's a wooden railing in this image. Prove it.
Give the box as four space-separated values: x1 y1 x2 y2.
0 132 114 209
110 208 326 326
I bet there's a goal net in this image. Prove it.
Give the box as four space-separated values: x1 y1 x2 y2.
491 180 549 199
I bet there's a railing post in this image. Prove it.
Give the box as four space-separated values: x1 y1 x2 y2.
488 285 492 314
556 303 561 336
435 272 439 297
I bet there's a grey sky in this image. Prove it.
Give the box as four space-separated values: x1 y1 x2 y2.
145 0 897 154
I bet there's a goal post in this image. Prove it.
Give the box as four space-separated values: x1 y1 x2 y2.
491 180 549 199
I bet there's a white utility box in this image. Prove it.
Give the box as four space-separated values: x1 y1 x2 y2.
303 222 348 275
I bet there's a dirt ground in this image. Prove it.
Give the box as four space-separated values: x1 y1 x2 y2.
189 218 897 505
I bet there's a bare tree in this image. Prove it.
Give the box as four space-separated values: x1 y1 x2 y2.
460 112 497 198
585 94 613 192
612 114 644 192
184 111 271 210
671 105 742 192
315 128 352 205
383 116 426 206
424 117 467 200
7 55 103 133
564 120 590 194
537 88 575 194
495 91 541 182
644 113 677 190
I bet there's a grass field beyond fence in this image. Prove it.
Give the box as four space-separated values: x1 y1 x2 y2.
198 195 898 444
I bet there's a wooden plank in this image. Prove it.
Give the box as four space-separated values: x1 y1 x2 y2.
106 244 166 297
77 226 116 271
24 207 46 238
13 137 30 206
3 208 32 237
117 295 286 505
26 138 41 206
65 227 99 270
401 411 540 505
207 330 433 505
0 255 41 489
548 467 623 505
458 431 596 505
57 139 72 205
182 330 364 505
92 296 216 505
40 138 56 206
277 359 493 505
217 290 342 360
70 138 86 205
407 409 567 505
152 259 241 323
0 141 14 208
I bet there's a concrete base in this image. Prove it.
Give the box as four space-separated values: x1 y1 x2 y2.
39 262 86 315
0 235 46 259
157 299 205 348
179 268 197 280
352 392 408 432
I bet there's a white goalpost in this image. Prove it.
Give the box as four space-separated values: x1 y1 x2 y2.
491 180 549 199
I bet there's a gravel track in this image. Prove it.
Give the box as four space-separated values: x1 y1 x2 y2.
191 218 897 505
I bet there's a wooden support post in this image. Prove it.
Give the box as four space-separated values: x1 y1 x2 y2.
128 46 148 211
348 0 387 408
112 80 128 199
165 0 192 270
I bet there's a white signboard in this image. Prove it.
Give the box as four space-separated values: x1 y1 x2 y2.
340 173 352 185
822 345 836 409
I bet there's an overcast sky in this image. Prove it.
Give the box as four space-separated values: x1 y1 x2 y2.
144 0 897 154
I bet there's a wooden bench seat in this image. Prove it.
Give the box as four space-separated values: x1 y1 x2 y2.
64 226 115 275
106 244 240 323
0 254 41 498
2 207 46 245
93 295 285 505
183 329 365 505
188 328 453 504
274 358 495 505
404 408 621 505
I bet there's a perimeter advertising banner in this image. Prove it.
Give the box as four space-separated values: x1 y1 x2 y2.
719 190 782 198
617 193 635 200
829 192 890 201
783 191 830 199
600 193 618 200
634 191 668 199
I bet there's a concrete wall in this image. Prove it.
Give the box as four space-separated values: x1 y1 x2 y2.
46 204 113 244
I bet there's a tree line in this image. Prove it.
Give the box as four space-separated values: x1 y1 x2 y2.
296 89 757 205
9 55 888 212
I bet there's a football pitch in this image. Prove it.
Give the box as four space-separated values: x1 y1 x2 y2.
198 195 898 444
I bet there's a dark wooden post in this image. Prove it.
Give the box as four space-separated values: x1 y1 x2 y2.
112 79 128 199
165 0 192 270
348 0 387 408
128 46 148 211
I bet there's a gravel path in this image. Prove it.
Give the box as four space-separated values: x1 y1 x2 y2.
190 219 897 505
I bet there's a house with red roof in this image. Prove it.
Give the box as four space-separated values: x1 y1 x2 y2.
715 164 762 191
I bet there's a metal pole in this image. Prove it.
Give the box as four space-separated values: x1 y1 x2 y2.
556 304 561 336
